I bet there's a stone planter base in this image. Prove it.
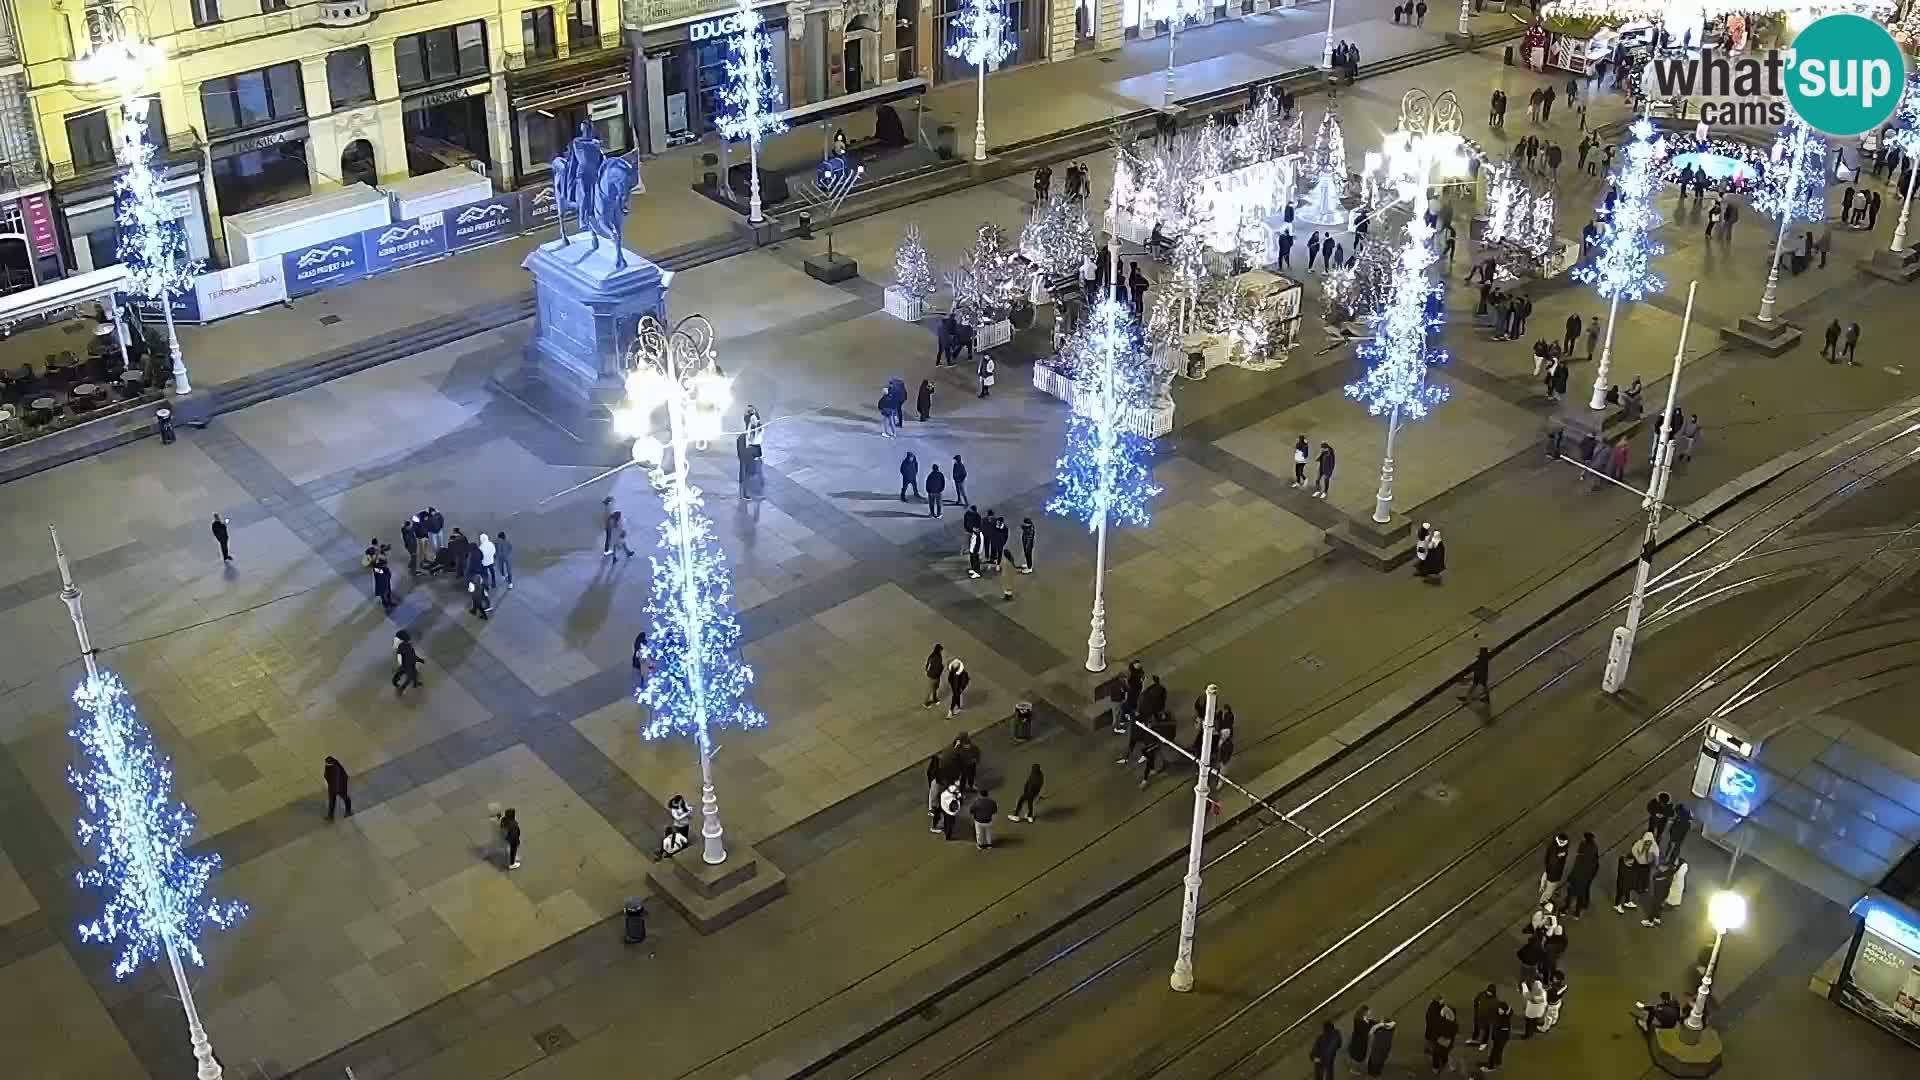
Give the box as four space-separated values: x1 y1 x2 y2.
884 285 927 322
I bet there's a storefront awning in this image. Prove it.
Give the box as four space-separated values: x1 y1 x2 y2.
0 264 128 329
775 78 927 130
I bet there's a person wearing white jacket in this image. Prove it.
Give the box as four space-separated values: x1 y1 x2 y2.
1519 977 1548 1038
477 533 497 588
1644 858 1688 927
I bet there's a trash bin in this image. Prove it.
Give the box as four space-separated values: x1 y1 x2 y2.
797 211 814 238
1012 701 1034 741
623 896 647 944
155 407 175 445
936 123 958 160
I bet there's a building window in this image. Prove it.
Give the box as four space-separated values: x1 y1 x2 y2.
522 7 557 60
211 142 312 216
327 47 375 108
568 0 599 42
262 0 291 10
200 62 307 136
66 109 114 169
140 98 169 150
395 20 490 91
191 0 222 26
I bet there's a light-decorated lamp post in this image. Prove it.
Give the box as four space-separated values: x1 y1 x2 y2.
1457 0 1470 36
1144 0 1200 109
1886 75 1920 253
1574 118 1666 411
1687 891 1748 1032
1322 0 1339 69
1753 116 1827 324
614 315 767 865
1169 683 1218 992
1047 291 1163 674
1349 90 1461 525
76 7 195 396
715 0 787 224
53 525 246 1080
948 0 1015 163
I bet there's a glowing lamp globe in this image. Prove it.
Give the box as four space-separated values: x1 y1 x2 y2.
1708 891 1747 934
632 435 664 465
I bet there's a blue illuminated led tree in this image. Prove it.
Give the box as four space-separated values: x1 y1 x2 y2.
948 0 1015 163
1885 74 1920 252
56 519 245 1080
1048 297 1163 672
714 0 787 224
1753 115 1827 323
1344 215 1450 525
1572 118 1665 411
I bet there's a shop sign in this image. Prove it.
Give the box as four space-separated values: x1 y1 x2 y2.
414 83 489 108
448 196 521 251
689 11 749 41
362 212 448 273
19 194 56 257
588 95 626 120
194 258 287 321
129 288 202 324
282 236 368 296
229 128 303 155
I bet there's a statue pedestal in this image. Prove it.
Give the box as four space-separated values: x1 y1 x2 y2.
522 234 669 403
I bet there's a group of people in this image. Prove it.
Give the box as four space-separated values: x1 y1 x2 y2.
1820 319 1864 365
1107 660 1237 789
1289 435 1338 499
1838 186 1886 232
1329 41 1362 82
923 722 1047 848
1082 246 1154 316
1312 794 1700 1077
1030 159 1092 204
381 507 514 623
1509 135 1565 183
1302 231 1353 274
1390 0 1428 25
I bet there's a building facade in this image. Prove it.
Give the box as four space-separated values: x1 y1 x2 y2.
0 0 56 293
19 0 625 272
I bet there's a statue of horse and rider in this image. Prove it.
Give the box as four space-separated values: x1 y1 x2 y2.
551 122 641 269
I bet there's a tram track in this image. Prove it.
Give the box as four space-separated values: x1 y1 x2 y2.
796 415 1920 1080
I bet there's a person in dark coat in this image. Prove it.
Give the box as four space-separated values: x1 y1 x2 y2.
1486 1001 1514 1069
899 452 920 502
916 378 934 421
1822 319 1842 360
1122 659 1145 731
924 465 946 518
1430 1003 1458 1073
1348 1005 1375 1072
372 557 395 612
1470 984 1498 1048
1666 803 1693 865
946 659 971 718
1140 674 1168 721
1542 831 1570 903
1364 1018 1396 1077
1314 442 1336 498
500 807 522 869
1311 1020 1342 1080
1565 832 1601 916
392 630 424 695
954 732 981 790
211 513 232 561
1012 764 1044 821
1018 517 1036 573
1646 791 1674 838
927 753 946 831
324 756 352 820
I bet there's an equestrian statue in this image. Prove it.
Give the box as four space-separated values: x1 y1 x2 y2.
549 122 641 269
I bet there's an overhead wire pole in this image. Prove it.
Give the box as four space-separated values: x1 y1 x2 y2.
1602 281 1696 693
1169 685 1218 992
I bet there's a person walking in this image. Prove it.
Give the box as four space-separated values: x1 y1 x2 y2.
925 464 946 517
632 630 652 687
1843 321 1861 364
1705 198 1722 241
1541 84 1556 122
946 657 970 717
1431 1002 1459 1073
210 514 232 562
926 754 946 831
601 496 617 557
1314 442 1336 498
966 522 984 579
916 378 935 422
392 630 424 695
1011 763 1044 821
923 643 945 707
1565 832 1600 916
1414 0 1427 23
951 455 969 505
1311 1020 1343 1080
372 557 395 613
468 575 491 620
477 532 497 588
323 756 352 820
970 788 998 849
939 780 963 840
500 807 522 869
1293 435 1311 487
1348 1006 1376 1076
1018 517 1036 573
1364 1018 1395 1078
1308 231 1323 271
977 352 996 398
1722 201 1738 240
1541 831 1570 905
899 452 921 502
1485 1001 1513 1069
492 531 514 588
1562 313 1582 357
1459 647 1491 710
1470 984 1499 1049
1666 803 1693 865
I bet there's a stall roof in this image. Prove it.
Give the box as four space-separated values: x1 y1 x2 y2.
223 184 389 236
379 169 494 202
0 265 130 327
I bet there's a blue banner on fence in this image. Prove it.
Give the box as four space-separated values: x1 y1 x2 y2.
519 182 560 230
283 237 368 297
362 213 449 274
129 289 202 324
447 196 520 251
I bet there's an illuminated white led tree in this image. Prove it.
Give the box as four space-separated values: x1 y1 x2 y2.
1299 109 1349 227
116 99 200 395
1143 0 1203 108
615 315 765 866
53 526 244 1080
1571 118 1665 410
1346 90 1460 525
714 0 788 224
1048 295 1163 673
948 0 1015 163
1886 74 1920 253
1753 115 1826 324
1021 195 1095 280
894 222 935 298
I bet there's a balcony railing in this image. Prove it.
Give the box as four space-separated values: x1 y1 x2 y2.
51 126 203 184
504 31 623 73
0 156 44 195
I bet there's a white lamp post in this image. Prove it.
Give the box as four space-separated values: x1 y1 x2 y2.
1757 123 1821 325
1687 891 1747 1032
1322 0 1339 70
1892 162 1918 253
949 0 1015 163
616 315 749 866
1169 683 1218 992
1458 0 1470 36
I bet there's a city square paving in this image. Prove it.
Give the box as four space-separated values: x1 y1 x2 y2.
1 8 1916 1078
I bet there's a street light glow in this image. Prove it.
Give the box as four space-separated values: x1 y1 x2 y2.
1709 890 1748 934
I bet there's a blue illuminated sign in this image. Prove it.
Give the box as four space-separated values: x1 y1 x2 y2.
1852 896 1920 957
1713 758 1760 816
